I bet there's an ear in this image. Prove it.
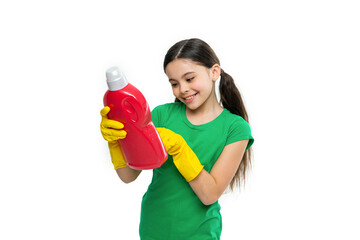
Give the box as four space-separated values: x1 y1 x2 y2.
210 64 221 82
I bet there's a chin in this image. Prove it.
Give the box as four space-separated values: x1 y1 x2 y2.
186 103 202 111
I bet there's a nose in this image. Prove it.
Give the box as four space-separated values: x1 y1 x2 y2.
179 82 190 94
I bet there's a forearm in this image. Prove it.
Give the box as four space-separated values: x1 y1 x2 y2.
189 140 249 205
116 167 142 183
189 169 222 205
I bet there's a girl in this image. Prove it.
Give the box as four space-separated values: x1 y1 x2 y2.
100 38 254 239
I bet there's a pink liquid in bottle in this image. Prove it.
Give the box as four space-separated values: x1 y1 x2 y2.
103 66 167 170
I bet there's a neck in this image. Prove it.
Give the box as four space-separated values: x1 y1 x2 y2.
186 92 223 125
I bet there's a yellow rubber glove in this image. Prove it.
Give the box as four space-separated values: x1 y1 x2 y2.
156 128 203 182
100 106 128 170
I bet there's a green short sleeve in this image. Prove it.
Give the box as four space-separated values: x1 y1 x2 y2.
151 105 163 127
226 118 254 150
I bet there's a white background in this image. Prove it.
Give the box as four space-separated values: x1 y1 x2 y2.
1 0 359 239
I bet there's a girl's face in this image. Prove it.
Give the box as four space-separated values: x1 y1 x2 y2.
165 58 220 111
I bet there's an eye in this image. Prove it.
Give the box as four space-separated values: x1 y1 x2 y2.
186 77 194 82
171 83 178 87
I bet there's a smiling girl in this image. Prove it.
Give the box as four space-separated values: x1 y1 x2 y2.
100 38 254 239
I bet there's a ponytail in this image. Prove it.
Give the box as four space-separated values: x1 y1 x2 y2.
220 69 252 191
219 69 248 121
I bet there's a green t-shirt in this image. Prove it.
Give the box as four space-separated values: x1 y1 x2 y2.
139 102 254 240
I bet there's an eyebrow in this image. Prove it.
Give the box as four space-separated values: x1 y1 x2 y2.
168 72 195 81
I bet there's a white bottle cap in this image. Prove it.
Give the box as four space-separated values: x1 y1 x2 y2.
106 66 129 91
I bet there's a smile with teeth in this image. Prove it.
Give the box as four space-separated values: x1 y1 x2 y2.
183 93 198 102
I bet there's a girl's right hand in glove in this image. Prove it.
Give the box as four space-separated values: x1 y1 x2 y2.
100 106 128 169
100 106 127 142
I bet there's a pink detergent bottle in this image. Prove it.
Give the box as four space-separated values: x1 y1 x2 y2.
103 66 167 170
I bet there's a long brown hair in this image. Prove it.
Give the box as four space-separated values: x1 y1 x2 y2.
163 38 253 191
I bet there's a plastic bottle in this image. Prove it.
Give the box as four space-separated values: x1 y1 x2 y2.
103 66 167 170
